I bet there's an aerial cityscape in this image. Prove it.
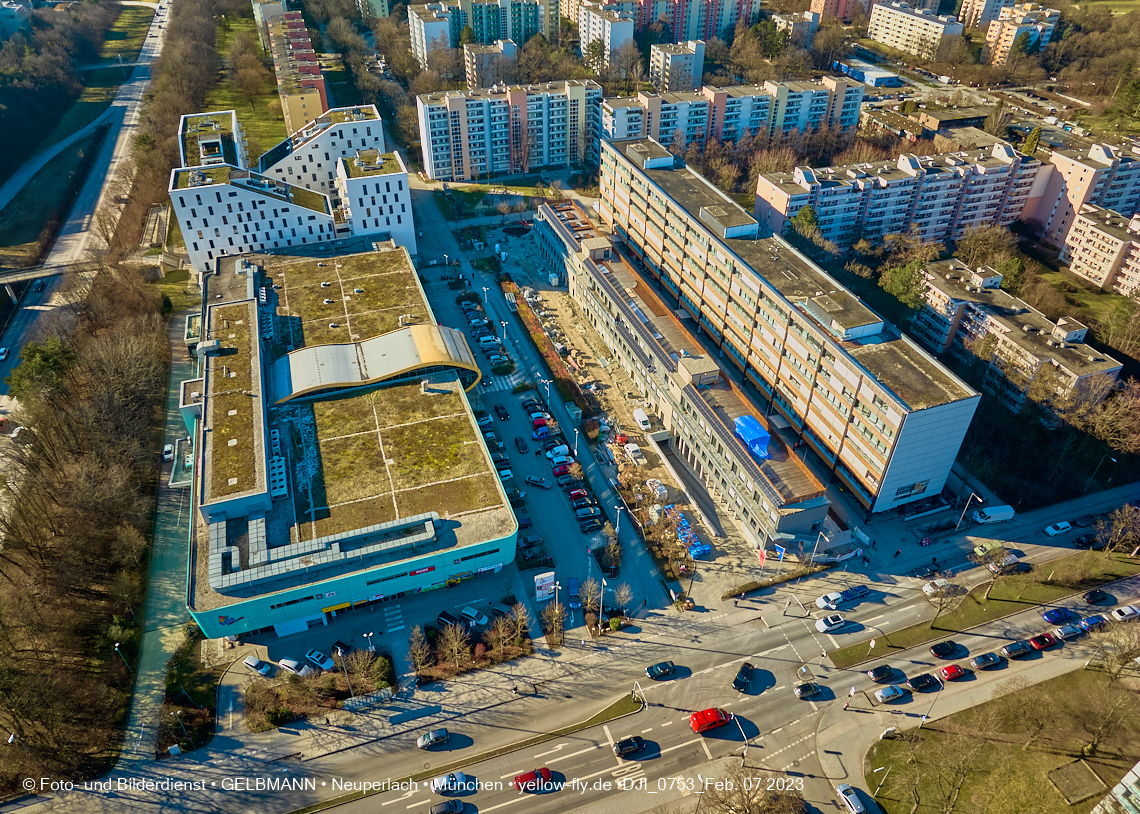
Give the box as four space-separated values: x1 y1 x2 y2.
1 0 1140 811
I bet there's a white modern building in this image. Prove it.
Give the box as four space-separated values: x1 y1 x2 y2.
984 2 1058 64
416 80 603 180
868 1 963 57
649 40 705 91
355 0 391 17
580 7 634 70
772 10 819 47
334 150 418 255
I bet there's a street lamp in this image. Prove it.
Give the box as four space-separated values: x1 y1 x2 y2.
500 320 508 343
955 491 981 530
809 531 830 565
573 428 580 457
363 631 375 652
734 715 749 765
172 710 191 743
1083 453 1117 493
539 377 552 404
335 647 355 698
615 505 625 535
114 642 132 673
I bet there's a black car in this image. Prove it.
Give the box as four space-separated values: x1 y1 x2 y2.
572 498 596 510
1074 514 1096 528
437 611 465 630
543 437 566 451
906 673 939 692
732 662 755 691
495 404 509 420
646 661 675 680
580 519 603 533
509 496 527 509
331 640 356 658
612 736 645 757
866 664 893 683
794 682 821 699
1072 533 1097 549
1000 640 1032 659
560 479 586 492
1084 589 1109 604
929 641 957 659
515 437 528 453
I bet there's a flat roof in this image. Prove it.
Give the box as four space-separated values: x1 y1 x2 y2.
342 149 402 178
418 79 602 104
180 112 239 168
171 166 330 215
258 105 380 171
1074 204 1139 242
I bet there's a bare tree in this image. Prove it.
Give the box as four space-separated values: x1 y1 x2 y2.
992 676 1051 751
234 64 268 110
581 577 602 617
1076 682 1140 755
540 601 566 644
613 582 633 609
509 602 533 641
408 625 433 674
1086 621 1140 681
921 570 960 626
437 623 471 669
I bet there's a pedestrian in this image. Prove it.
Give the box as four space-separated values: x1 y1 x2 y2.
739 592 745 601
932 556 938 565
325 717 330 726
843 701 849 711
894 548 901 558
534 449 540 457
512 685 519 694
733 600 738 607
871 539 877 549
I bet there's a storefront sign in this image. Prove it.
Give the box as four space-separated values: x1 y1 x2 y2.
534 571 556 602
411 566 435 576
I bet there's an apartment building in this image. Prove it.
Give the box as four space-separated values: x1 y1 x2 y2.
957 0 1014 29
580 7 635 69
577 0 636 31
268 12 329 133
599 138 980 513
416 80 603 180
985 3 1058 65
914 259 1121 413
1024 143 1140 248
772 10 820 47
355 0 391 17
250 0 286 49
258 105 386 203
809 0 849 22
649 41 705 91
334 150 417 255
601 77 863 148
1060 204 1140 296
410 0 551 66
0 1 29 42
179 111 249 171
464 39 518 89
535 199 830 550
868 2 963 57
755 142 1043 252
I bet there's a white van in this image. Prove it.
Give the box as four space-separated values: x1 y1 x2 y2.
633 408 651 431
478 336 501 349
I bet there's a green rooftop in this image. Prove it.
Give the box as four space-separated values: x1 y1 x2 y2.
205 302 261 502
173 166 330 216
181 112 240 168
343 150 402 179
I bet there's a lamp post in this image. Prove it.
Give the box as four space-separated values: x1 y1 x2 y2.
363 631 375 652
734 714 749 765
955 492 981 530
810 531 830 566
874 765 892 795
500 320 508 344
573 428 580 457
1083 453 1117 493
114 642 132 673
615 505 625 535
172 710 191 743
335 647 355 698
540 377 552 404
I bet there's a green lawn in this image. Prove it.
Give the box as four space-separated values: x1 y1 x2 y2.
166 216 185 249
0 126 111 269
1032 263 1131 328
204 18 287 161
867 670 1140 814
1084 0 1140 12
830 552 1140 668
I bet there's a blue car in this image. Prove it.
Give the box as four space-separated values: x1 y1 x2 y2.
1079 614 1109 632
1041 607 1072 624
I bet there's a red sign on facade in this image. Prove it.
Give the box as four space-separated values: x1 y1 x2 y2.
410 566 435 576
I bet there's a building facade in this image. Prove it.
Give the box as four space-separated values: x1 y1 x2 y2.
754 142 1043 252
416 80 603 180
251 0 287 49
913 259 1121 414
599 138 980 513
334 150 417 255
580 7 635 69
1060 204 1140 296
410 0 551 66
649 40 705 91
464 39 518 89
0 0 29 42
268 12 329 133
355 0 391 17
868 2 963 57
957 0 1014 29
772 10 820 47
984 2 1058 65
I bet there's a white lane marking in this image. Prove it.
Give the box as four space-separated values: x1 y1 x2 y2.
700 738 713 760
771 727 783 734
809 700 819 712
659 737 710 756
532 743 569 758
773 685 786 693
865 613 886 624
662 720 673 727
640 728 654 733
380 790 417 806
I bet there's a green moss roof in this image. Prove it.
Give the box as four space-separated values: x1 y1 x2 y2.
343 151 402 178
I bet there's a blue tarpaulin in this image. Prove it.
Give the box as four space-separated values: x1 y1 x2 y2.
734 415 771 461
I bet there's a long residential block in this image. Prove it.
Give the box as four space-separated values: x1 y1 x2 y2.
600 138 980 513
268 11 329 133
868 2 963 57
1060 204 1140 296
984 2 1058 65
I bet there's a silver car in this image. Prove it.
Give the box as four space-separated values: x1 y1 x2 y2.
836 783 866 813
417 728 450 749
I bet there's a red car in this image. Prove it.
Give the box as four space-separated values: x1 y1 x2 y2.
567 489 589 500
1029 633 1057 650
512 767 552 792
552 464 570 476
689 707 731 734
939 664 966 681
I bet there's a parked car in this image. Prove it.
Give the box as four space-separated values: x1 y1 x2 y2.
906 673 939 692
646 661 676 680
509 495 526 509
417 728 450 749
875 685 909 703
794 682 821 699
939 664 967 680
1000 640 1032 659
243 655 272 676
511 767 552 792
552 464 570 476
162 444 174 462
437 611 465 630
970 653 1002 670
1072 533 1099 549
519 534 543 549
929 641 958 659
306 649 335 670
612 736 645 757
567 489 590 501
524 475 550 488
278 658 315 677
550 455 575 467
460 606 489 627
815 614 847 633
1074 514 1097 527
572 498 596 510
430 771 467 794
1083 589 1109 604
1079 614 1109 632
732 662 755 691
1044 521 1072 537
575 507 601 520
866 665 893 682
836 784 866 814
1111 605 1140 622
1042 607 1072 624
557 475 583 488
331 640 356 658
1028 633 1057 650
498 469 513 482
513 435 528 454
494 404 509 420
579 519 603 533
689 708 731 734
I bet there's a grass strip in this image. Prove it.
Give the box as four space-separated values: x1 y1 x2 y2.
289 694 642 814
830 552 1140 669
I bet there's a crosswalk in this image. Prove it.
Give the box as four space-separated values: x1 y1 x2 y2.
479 368 527 393
383 603 405 634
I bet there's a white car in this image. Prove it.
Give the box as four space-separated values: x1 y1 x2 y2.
162 444 174 462
874 685 909 704
1111 605 1140 622
815 592 844 610
243 655 272 676
277 658 315 677
430 771 467 794
461 606 489 627
836 783 866 813
1044 521 1072 537
815 614 847 633
305 649 335 670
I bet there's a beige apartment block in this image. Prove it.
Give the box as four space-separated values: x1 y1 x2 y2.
599 138 980 513
1060 204 1140 296
772 11 819 46
958 0 1014 28
754 142 1042 253
984 2 1058 65
868 1 963 57
649 40 705 91
914 259 1121 414
464 39 518 89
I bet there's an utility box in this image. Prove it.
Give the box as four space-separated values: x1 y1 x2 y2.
565 401 582 422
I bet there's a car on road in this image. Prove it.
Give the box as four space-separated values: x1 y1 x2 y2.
1079 615 1109 631
815 614 847 633
794 682 821 699
1052 624 1082 640
243 655 272 676
1042 608 1072 624
515 437 528 453
430 772 467 794
732 662 755 691
929 641 957 658
494 404 509 420
815 592 844 610
277 658 315 677
162 443 174 461
512 767 553 792
1083 589 1109 604
1111 605 1140 622
866 664 893 683
523 475 550 489
417 729 450 749
836 783 866 813
906 673 939 692
939 664 967 681
612 736 645 757
579 519 603 533
1001 640 1032 659
1044 521 1072 537
689 707 731 734
460 606 489 627
1028 633 1058 650
970 653 1002 670
305 649 335 670
646 661 675 680
429 801 463 814
875 685 909 703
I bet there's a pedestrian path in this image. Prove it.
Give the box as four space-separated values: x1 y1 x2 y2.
383 603 405 634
